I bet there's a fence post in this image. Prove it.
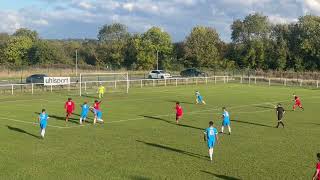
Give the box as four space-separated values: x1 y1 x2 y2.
249 77 251 85
11 84 14 95
84 82 87 92
284 79 287 86
240 77 243 84
214 76 217 84
153 79 155 87
50 85 53 92
114 81 117 89
32 83 34 95
141 79 143 88
300 80 302 87
175 78 178 86
224 76 226 83
269 78 271 86
317 80 319 88
255 77 257 84
165 79 167 87
205 77 208 84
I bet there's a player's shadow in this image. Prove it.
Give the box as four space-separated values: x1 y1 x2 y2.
82 94 97 99
136 140 208 160
255 105 275 109
50 115 80 124
141 115 203 130
6 125 40 139
200 170 241 180
231 119 273 128
166 100 194 105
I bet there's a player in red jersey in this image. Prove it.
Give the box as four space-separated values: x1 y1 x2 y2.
175 102 183 124
65 98 75 122
293 94 304 111
312 153 320 180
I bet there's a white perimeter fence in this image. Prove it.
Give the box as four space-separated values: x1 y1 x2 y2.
0 76 319 96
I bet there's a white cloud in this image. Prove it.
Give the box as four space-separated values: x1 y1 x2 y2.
302 0 320 15
78 1 93 10
268 15 298 24
0 11 21 33
0 0 313 41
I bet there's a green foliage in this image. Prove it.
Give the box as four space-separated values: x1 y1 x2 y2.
28 41 67 65
184 26 221 68
133 27 173 70
3 36 33 66
13 28 38 42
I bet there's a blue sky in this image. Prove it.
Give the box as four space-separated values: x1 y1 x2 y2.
0 0 319 42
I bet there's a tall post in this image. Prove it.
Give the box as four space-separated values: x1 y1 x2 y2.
11 85 14 95
249 77 251 85
126 73 129 93
76 49 78 76
215 76 217 84
255 77 257 84
141 79 143 88
175 78 178 86
269 78 271 86
32 83 34 95
317 80 319 88
79 74 82 96
156 50 159 70
240 77 243 84
205 77 208 84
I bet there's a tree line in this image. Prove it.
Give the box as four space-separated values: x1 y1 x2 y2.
0 13 320 71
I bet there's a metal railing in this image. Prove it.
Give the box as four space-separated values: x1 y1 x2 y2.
0 76 318 96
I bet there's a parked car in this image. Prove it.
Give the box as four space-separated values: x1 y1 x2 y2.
26 74 47 84
148 70 171 79
180 68 207 77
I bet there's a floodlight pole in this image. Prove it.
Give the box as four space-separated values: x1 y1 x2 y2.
75 49 78 76
156 50 159 70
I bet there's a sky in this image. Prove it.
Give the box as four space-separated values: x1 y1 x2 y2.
0 0 320 42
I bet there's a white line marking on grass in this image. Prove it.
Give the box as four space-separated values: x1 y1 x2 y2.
0 99 289 128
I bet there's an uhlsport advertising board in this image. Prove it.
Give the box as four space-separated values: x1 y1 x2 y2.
44 77 70 86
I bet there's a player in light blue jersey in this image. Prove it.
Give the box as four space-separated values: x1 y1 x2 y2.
195 91 206 104
204 121 218 161
221 107 231 135
38 109 49 139
80 101 90 125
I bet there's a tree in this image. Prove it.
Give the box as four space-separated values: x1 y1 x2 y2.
3 36 33 66
97 23 130 69
184 26 221 68
98 23 129 42
13 28 38 42
133 27 173 70
28 40 66 65
230 13 271 69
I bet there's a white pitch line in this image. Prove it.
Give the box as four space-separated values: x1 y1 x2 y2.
0 99 290 129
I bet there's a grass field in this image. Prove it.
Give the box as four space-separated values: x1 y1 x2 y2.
0 83 319 180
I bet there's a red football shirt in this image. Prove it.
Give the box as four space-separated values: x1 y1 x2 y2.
94 102 101 111
176 105 183 116
65 101 75 112
317 162 320 180
295 96 301 104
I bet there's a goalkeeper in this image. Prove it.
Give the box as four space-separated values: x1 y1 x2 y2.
97 83 105 99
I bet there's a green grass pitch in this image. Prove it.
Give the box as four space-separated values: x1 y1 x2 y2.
0 84 319 180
